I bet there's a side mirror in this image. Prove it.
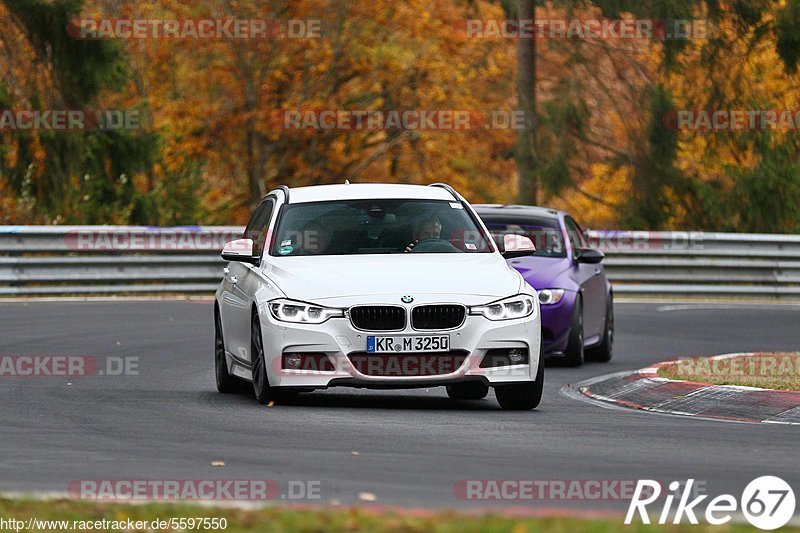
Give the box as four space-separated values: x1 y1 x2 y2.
575 248 604 264
221 239 260 265
501 234 536 259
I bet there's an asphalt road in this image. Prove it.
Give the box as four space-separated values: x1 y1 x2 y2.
1 300 798 512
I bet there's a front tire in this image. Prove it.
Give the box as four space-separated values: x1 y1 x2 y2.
563 297 585 367
251 312 273 404
215 308 242 393
587 294 614 363
446 382 489 400
494 356 544 411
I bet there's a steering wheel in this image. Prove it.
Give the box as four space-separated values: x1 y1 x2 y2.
408 238 461 253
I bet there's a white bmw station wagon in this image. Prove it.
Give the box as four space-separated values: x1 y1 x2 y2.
214 183 543 410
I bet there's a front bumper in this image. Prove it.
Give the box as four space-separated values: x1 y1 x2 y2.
540 290 578 355
241 306 541 389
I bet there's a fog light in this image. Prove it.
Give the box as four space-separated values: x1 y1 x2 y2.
479 348 529 368
508 349 525 364
281 353 336 371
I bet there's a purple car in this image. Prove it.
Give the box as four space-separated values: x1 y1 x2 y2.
475 205 613 366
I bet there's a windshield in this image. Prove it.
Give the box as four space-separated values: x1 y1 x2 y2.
269 199 494 256
479 214 567 258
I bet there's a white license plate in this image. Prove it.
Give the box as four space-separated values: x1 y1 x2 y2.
367 335 450 353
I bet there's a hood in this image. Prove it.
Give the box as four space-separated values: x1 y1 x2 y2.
506 256 572 291
264 253 522 304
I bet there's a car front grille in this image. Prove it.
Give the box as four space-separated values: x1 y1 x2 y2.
349 306 406 331
411 305 466 330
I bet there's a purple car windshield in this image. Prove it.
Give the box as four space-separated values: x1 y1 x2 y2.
481 216 567 258
269 199 494 256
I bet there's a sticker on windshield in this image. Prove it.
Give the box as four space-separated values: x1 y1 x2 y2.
281 239 292 246
449 202 463 209
278 245 293 255
465 243 477 250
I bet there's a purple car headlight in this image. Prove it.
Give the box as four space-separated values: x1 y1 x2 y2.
470 294 537 321
269 299 344 324
537 289 565 305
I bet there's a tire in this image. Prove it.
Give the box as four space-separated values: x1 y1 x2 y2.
494 355 544 411
587 294 614 363
563 297 585 367
215 307 243 393
446 381 489 400
251 311 273 404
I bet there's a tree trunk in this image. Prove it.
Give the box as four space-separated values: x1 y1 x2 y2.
516 0 538 205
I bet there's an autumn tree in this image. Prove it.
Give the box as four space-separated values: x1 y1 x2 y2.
0 0 158 224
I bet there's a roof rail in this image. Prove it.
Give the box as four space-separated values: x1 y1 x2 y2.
274 185 290 203
428 183 459 201
503 204 558 215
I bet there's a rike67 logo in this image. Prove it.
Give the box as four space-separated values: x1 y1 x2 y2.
626 476 796 530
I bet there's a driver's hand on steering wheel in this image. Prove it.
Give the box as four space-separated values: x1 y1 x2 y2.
404 241 417 253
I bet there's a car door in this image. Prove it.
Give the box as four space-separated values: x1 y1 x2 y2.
565 216 605 342
221 199 275 362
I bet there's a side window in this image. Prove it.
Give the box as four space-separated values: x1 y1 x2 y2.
243 203 267 242
243 199 275 259
564 217 586 250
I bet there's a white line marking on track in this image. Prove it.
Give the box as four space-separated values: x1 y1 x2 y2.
657 303 800 312
0 296 214 303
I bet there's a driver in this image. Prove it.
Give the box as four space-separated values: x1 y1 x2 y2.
404 215 442 252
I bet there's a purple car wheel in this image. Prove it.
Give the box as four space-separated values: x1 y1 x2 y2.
587 296 614 363
564 297 584 366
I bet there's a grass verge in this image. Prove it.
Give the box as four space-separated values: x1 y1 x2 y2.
656 353 800 391
0 499 793 532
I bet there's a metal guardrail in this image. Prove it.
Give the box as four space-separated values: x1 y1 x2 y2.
1 226 799 297
585 231 800 297
0 226 240 295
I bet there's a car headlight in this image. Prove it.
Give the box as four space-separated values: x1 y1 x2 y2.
269 299 344 324
537 289 565 305
470 294 537 321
